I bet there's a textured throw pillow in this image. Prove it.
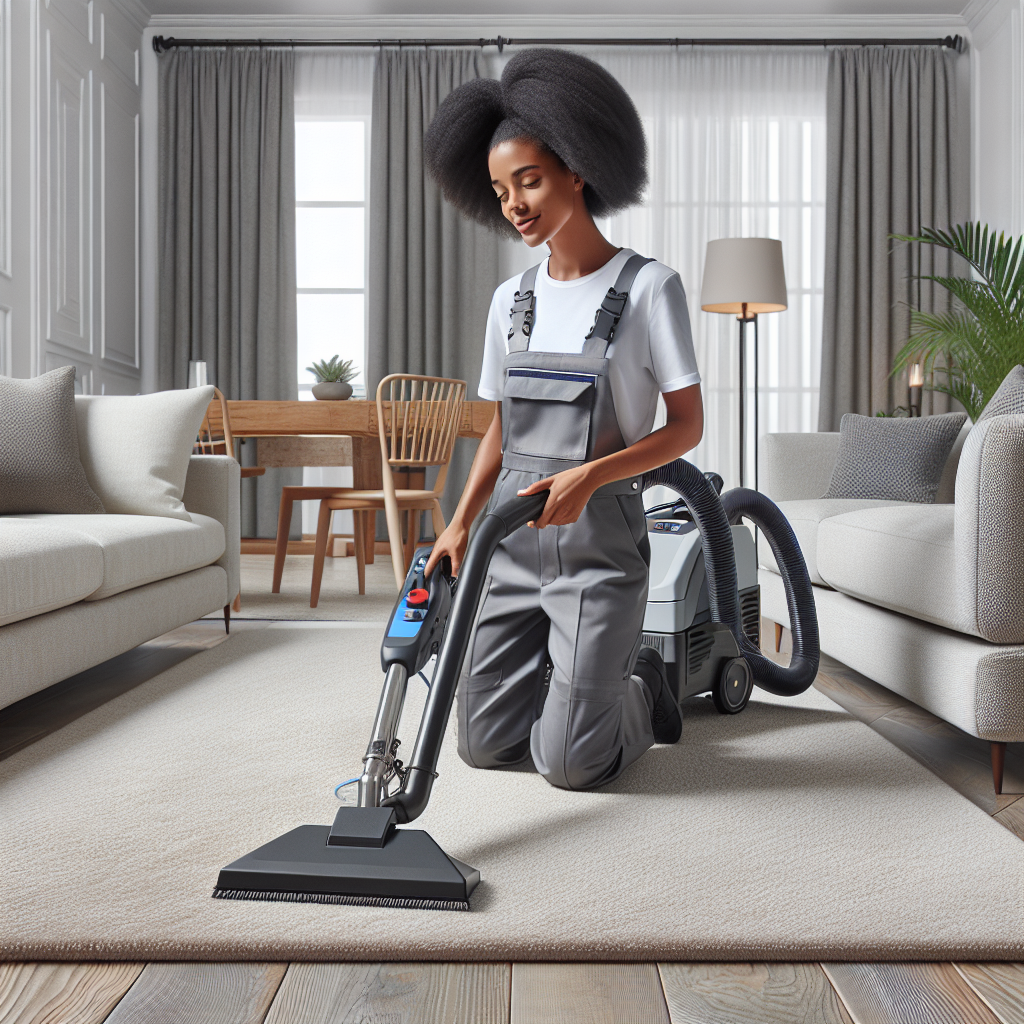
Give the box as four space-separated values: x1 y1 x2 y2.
75 386 215 520
977 364 1024 421
0 366 105 514
823 412 968 503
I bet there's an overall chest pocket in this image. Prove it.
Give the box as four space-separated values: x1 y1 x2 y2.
503 369 597 464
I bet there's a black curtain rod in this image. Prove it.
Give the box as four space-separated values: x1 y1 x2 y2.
152 33 964 54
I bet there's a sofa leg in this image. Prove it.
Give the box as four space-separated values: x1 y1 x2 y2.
774 622 783 653
223 604 231 636
992 741 1007 795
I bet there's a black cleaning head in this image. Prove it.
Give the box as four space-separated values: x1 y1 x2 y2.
213 810 479 913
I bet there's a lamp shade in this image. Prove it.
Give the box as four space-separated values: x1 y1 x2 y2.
700 237 788 315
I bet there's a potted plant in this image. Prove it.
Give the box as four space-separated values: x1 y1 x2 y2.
891 222 1024 420
307 356 358 401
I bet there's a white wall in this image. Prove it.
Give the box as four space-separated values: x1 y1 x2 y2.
968 0 1024 234
4 0 145 391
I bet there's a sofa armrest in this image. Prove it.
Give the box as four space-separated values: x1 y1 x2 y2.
758 432 840 501
955 414 1024 643
182 455 240 605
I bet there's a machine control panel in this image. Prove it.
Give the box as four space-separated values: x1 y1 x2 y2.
381 548 453 674
651 520 689 534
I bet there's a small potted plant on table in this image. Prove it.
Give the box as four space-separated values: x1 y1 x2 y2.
308 356 358 401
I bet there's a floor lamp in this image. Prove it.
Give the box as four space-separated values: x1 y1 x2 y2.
700 238 788 490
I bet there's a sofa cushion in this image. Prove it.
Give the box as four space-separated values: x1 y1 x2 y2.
954 412 1024 644
816 504 968 634
17 512 226 601
75 387 215 521
0 366 106 515
824 412 968 503
977 364 1024 421
0 519 104 627
757 498 911 586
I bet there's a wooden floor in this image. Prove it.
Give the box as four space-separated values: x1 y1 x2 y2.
2 614 1023 1024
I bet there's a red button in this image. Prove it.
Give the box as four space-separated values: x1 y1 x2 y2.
406 588 429 606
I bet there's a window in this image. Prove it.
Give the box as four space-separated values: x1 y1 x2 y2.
295 118 370 399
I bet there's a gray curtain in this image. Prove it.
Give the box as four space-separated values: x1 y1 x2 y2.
368 48 501 524
158 47 300 538
818 46 967 429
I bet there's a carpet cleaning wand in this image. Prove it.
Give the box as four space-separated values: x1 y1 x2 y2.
212 490 549 912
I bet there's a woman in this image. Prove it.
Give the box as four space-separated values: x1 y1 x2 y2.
423 49 703 790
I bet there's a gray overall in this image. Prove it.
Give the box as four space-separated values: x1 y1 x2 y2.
457 254 658 790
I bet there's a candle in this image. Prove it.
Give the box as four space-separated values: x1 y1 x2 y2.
909 363 923 416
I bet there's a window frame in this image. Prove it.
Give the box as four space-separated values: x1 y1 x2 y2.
294 113 372 400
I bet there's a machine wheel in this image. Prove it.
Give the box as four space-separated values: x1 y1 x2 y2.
712 657 752 715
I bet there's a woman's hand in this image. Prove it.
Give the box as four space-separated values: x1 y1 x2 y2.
424 518 471 578
517 465 600 529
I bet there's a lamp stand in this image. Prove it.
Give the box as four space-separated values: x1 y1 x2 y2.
737 304 759 490
754 312 759 492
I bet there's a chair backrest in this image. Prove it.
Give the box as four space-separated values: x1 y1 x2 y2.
376 374 467 494
194 387 236 458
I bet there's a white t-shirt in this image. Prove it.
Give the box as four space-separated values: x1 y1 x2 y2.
478 247 701 447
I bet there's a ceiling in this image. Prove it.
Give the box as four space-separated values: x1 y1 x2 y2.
141 0 973 19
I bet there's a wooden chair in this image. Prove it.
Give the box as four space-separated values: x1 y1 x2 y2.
196 388 266 480
195 388 265 612
269 437 367 596
304 374 467 605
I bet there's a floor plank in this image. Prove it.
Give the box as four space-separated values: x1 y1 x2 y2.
264 962 510 1024
867 704 1024 815
994 799 1024 841
658 963 852 1024
511 963 669 1024
955 963 1024 1024
822 962 1001 1024
812 664 915 726
102 962 286 1024
0 962 143 1024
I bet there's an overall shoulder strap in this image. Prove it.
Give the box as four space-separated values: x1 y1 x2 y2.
507 263 542 353
582 254 656 358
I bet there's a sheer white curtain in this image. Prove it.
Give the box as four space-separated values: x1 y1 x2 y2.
491 47 827 488
294 51 375 536
294 49 375 118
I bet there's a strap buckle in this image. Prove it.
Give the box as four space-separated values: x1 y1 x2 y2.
509 289 536 340
585 287 629 342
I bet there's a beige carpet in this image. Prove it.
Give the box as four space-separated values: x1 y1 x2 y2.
216 554 400 621
2 622 1023 962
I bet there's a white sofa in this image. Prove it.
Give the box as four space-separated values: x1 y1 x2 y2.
758 416 1024 792
0 455 240 711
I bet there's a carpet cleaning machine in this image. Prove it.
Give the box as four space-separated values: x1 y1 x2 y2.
213 458 819 911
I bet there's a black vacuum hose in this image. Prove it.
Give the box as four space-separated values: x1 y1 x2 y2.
641 459 819 696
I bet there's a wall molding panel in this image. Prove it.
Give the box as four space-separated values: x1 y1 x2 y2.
0 304 10 376
46 31 90 355
99 77 139 370
34 0 142 393
0 0 10 281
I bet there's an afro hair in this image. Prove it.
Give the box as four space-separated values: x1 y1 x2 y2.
423 49 648 239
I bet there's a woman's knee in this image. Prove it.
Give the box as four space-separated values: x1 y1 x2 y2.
457 726 531 770
533 732 624 790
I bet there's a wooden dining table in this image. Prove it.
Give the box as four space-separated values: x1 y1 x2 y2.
224 398 495 488
221 399 496 556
